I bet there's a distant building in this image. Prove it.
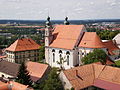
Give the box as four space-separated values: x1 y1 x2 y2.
5 38 40 63
113 33 120 48
60 63 120 90
103 40 120 60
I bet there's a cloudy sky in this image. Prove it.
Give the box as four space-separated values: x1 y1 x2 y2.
0 0 120 20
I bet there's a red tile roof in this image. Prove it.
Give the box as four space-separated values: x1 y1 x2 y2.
26 61 49 82
63 64 120 89
0 55 6 59
103 40 119 55
79 32 105 48
0 81 28 90
6 38 40 52
94 79 120 90
50 25 85 50
0 61 48 82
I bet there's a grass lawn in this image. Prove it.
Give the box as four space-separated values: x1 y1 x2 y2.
115 60 120 66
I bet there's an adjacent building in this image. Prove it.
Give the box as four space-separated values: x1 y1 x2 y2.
5 38 40 63
60 63 120 90
0 60 49 83
103 40 120 60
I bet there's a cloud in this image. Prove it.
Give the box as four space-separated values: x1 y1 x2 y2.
110 2 116 6
90 2 94 5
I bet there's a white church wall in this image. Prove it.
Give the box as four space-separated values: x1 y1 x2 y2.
48 47 75 69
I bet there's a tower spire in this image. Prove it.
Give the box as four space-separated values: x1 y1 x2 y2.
64 16 70 25
45 16 52 27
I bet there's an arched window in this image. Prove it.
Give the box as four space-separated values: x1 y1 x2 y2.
53 53 55 62
67 55 69 65
52 49 55 62
66 51 70 65
59 50 62 54
66 51 70 55
59 50 62 60
59 54 62 60
52 49 55 52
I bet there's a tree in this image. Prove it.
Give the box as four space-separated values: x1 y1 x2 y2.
43 68 63 90
39 44 45 63
57 56 66 70
16 61 33 86
81 49 107 65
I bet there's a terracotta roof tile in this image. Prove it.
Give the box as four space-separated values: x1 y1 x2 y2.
0 81 28 90
63 64 120 89
26 61 49 82
64 64 95 89
103 40 119 55
50 25 84 49
79 32 105 48
94 79 120 90
6 38 40 52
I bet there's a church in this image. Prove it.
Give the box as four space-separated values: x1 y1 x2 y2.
45 17 119 69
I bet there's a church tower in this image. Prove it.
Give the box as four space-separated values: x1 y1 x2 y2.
45 16 53 46
45 16 53 63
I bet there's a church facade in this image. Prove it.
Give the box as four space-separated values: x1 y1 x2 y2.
45 17 118 69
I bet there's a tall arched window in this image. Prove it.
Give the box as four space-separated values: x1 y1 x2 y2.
52 49 55 62
66 51 70 65
59 50 62 60
53 53 55 62
67 55 69 65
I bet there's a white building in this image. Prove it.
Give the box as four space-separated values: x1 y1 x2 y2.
113 33 120 48
45 17 108 69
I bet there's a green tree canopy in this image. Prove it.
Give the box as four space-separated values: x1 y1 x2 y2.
39 43 45 63
43 68 63 90
16 61 33 86
81 49 107 65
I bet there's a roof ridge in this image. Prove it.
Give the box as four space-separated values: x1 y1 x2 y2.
92 64 96 84
14 39 20 51
96 65 107 79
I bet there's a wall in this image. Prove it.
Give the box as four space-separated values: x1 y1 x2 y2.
6 49 39 63
0 72 13 79
48 48 74 69
59 71 72 90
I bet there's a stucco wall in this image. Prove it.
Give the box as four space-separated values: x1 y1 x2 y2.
6 50 39 63
47 48 75 69
59 71 72 90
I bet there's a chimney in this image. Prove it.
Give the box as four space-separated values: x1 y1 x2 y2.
75 70 83 80
76 70 79 77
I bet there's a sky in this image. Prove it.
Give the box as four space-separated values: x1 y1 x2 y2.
0 0 120 20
